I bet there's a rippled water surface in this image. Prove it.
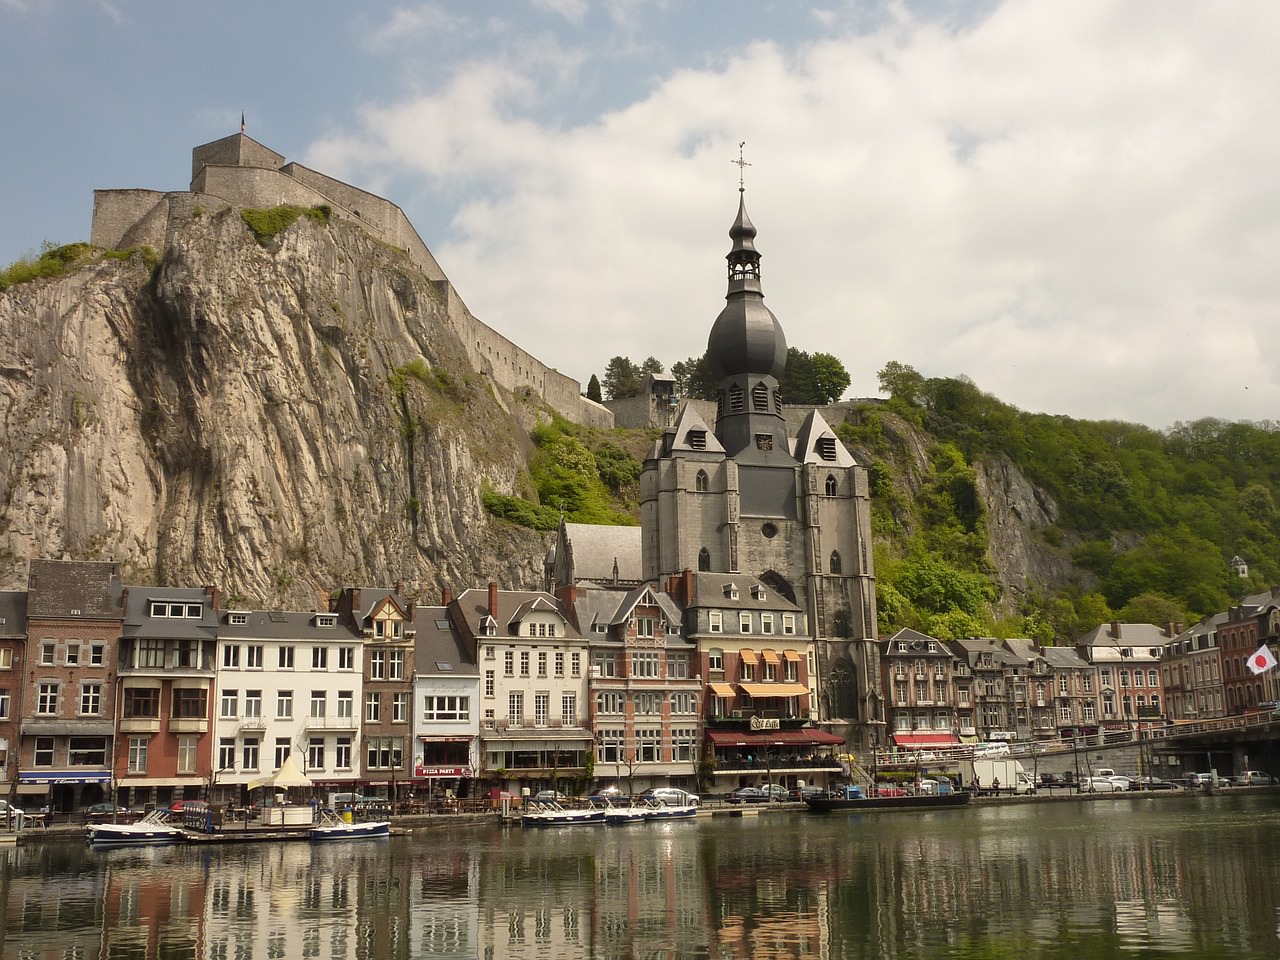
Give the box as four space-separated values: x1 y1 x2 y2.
4 792 1280 959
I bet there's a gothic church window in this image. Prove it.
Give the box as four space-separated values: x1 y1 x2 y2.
698 548 711 572
824 474 838 496
830 551 842 575
695 470 709 492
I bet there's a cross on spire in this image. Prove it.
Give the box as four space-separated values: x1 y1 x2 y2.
732 141 751 190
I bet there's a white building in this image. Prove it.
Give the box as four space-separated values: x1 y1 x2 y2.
412 603 480 798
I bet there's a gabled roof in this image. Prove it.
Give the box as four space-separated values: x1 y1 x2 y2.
653 402 726 458
216 608 361 641
948 637 1019 667
791 408 857 467
560 523 642 584
688 572 800 613
451 588 584 641
1041 645 1090 670
882 628 949 656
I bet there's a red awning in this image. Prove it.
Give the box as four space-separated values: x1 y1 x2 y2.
891 733 961 748
706 729 845 748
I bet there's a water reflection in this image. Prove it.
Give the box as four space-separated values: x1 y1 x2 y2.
3 794 1280 959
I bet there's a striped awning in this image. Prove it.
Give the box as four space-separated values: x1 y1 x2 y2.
760 649 780 664
738 649 759 664
739 682 808 697
782 649 802 661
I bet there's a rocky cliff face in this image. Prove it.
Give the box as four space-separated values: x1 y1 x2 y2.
0 209 545 605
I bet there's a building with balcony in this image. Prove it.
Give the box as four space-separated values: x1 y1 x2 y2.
882 628 961 753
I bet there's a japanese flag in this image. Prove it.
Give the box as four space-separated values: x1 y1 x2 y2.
1247 643 1277 676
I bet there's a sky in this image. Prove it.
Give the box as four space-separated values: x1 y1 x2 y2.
3 0 1279 430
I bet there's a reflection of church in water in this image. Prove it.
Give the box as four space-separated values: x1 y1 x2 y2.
639 184 883 751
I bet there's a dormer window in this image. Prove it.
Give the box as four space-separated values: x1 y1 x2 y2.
723 583 739 600
751 585 766 601
315 614 337 628
817 436 837 461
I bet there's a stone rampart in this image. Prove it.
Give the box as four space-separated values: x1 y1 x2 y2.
90 189 168 250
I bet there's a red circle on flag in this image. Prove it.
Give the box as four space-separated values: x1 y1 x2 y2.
1255 654 1270 669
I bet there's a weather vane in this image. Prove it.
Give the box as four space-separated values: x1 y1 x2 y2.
732 141 751 189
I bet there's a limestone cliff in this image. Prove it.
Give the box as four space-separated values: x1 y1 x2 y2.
0 209 546 604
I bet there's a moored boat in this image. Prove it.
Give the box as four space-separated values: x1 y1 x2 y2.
308 810 391 841
87 808 186 846
804 788 972 813
521 801 606 827
643 800 698 820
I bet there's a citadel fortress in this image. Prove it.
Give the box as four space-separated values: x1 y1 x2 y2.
90 132 613 430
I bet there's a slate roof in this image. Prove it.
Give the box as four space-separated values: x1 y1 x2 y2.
26 559 124 620
216 608 361 642
121 585 219 639
450 588 584 641
791 408 858 467
414 604 477 676
561 523 643 584
1041 645 1090 670
688 572 801 613
0 592 27 637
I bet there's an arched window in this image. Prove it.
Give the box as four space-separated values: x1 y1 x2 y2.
698 548 711 572
695 470 709 492
824 474 838 496
830 550 842 575
751 382 769 410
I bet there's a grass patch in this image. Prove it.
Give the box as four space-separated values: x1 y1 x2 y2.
0 242 94 291
240 205 332 246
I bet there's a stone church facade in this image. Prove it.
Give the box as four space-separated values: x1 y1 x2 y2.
639 188 884 752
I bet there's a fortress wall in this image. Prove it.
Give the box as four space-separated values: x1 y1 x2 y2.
91 190 168 249
194 165 336 213
191 135 284 182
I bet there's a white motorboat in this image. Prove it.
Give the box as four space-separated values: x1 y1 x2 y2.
521 801 606 827
87 808 186 847
309 810 390 841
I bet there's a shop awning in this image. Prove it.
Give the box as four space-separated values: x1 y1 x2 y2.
739 682 809 697
708 683 736 698
738 649 758 665
18 771 112 785
418 736 474 743
117 777 203 788
891 733 961 748
706 729 845 747
760 649 780 664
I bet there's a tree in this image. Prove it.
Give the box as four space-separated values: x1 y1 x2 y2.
602 356 642 400
640 356 664 376
585 374 602 403
877 361 925 405
781 348 850 404
671 354 715 399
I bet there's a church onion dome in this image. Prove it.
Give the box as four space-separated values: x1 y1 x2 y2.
706 189 787 382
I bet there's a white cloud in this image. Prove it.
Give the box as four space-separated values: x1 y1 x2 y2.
310 0 1280 428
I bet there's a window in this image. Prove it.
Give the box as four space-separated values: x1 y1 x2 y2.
571 652 582 677
637 728 661 762
126 688 162 723
274 738 291 769
782 615 796 636
171 688 206 719
709 611 723 634
1148 669 1159 686
316 614 336 628
631 651 660 678
338 647 355 670
366 736 402 770
90 644 105 666
829 551 842 575
244 690 262 718
229 612 248 625
369 649 386 680
223 645 240 669
562 693 576 725
554 651 565 677
307 738 324 771
220 690 238 719
40 642 56 665
673 727 698 762
784 659 798 682
66 642 81 666
634 692 661 715
708 649 724 672
739 612 752 634
389 649 405 680
278 645 295 669
520 651 530 677
393 692 410 722
825 474 838 495
69 736 108 765
37 682 59 715
537 652 548 677
176 640 199 668
596 728 625 763
504 651 515 677
698 548 711 572
337 691 353 719
509 691 524 725
761 614 774 635
365 692 381 723
0 648 11 669
0 688 9 719
138 638 165 668
597 692 625 714
671 692 698 715
534 693 550 726
335 737 352 770
276 690 293 719
177 736 198 774
594 652 617 678
312 647 328 670
217 738 235 772
484 670 495 697
668 654 689 679
246 645 264 669
310 691 326 718
740 660 755 682
34 737 54 767
128 736 148 774
1119 669 1130 688
636 617 656 638
424 696 470 721
76 682 101 716
695 470 709 492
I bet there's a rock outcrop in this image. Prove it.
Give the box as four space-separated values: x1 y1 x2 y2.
0 209 545 605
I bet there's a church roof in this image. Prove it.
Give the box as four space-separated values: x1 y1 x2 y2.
791 408 858 467
561 523 643 584
654 402 726 458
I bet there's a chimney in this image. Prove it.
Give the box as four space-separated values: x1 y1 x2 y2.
441 586 452 606
488 581 498 616
1110 620 1121 640
317 588 331 612
203 584 221 611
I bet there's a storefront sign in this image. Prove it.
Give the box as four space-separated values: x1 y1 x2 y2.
749 716 781 731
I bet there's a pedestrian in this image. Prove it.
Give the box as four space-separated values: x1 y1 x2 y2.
973 774 981 795
992 776 1000 795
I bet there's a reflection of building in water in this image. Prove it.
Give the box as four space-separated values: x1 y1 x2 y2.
405 843 481 959
100 850 209 959
1 847 104 959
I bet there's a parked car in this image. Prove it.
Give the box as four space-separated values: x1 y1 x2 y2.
1107 775 1134 791
726 784 786 804
1235 770 1276 786
533 790 570 803
1130 776 1177 791
640 787 700 807
1039 773 1070 788
590 786 623 799
83 802 130 817
788 785 826 801
1185 772 1219 789
1081 776 1121 793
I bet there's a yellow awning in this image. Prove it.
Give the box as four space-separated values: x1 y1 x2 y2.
708 682 736 698
782 649 802 661
738 649 759 664
739 682 809 697
760 649 780 664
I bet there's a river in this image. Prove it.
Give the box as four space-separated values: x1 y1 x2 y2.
3 791 1280 959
